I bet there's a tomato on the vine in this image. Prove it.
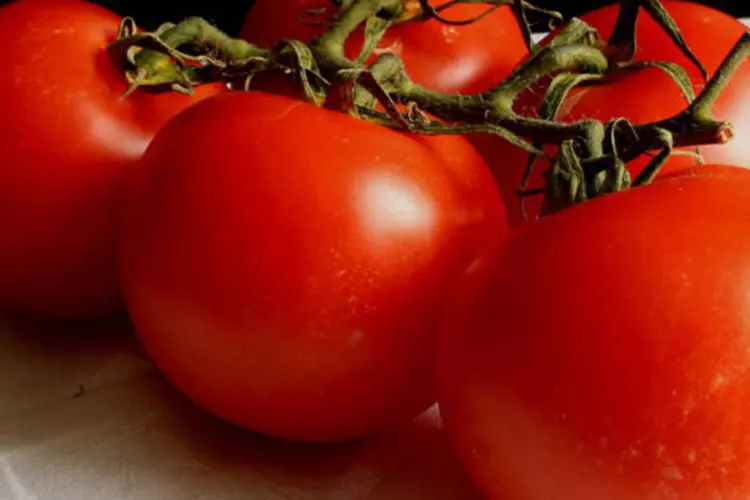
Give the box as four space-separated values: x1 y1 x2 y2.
119 90 506 442
240 0 528 94
0 0 224 318
472 0 750 227
566 0 750 169
436 165 750 500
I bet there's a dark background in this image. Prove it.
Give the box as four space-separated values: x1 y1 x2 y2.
0 0 744 34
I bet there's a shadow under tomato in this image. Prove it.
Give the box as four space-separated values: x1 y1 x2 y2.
133 377 484 499
0 308 143 357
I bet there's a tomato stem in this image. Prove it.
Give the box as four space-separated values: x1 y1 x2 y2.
107 0 747 213
109 17 270 94
357 44 608 148
689 32 750 121
310 0 402 71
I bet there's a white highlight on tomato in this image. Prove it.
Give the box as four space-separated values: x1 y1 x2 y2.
77 100 151 158
356 170 436 241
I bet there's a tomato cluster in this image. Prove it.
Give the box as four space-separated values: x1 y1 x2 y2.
5 0 750 497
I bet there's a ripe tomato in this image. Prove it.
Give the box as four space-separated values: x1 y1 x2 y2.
240 0 528 93
119 90 506 442
0 0 224 318
435 165 750 500
473 1 750 227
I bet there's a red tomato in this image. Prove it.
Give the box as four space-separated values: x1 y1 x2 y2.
0 0 223 318
240 0 528 93
472 1 750 227
435 165 750 500
119 91 506 442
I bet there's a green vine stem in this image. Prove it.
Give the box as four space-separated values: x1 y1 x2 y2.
310 0 403 70
109 17 271 94
533 30 746 213
109 0 746 214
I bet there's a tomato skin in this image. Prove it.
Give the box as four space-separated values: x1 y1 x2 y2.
436 166 750 500
0 0 223 318
473 1 750 228
120 91 505 442
240 0 528 94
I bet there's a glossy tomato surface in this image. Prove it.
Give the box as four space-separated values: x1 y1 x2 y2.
473 0 750 227
0 0 223 318
436 165 750 500
120 91 506 443
240 0 528 93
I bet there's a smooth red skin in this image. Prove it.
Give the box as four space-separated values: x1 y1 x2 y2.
436 165 750 500
240 0 527 94
120 91 506 443
0 0 223 318
472 1 750 228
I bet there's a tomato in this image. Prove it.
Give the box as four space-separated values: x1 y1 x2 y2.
435 165 750 500
119 90 506 442
472 1 750 227
0 0 224 318
240 0 528 94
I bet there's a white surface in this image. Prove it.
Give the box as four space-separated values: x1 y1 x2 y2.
0 314 480 500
